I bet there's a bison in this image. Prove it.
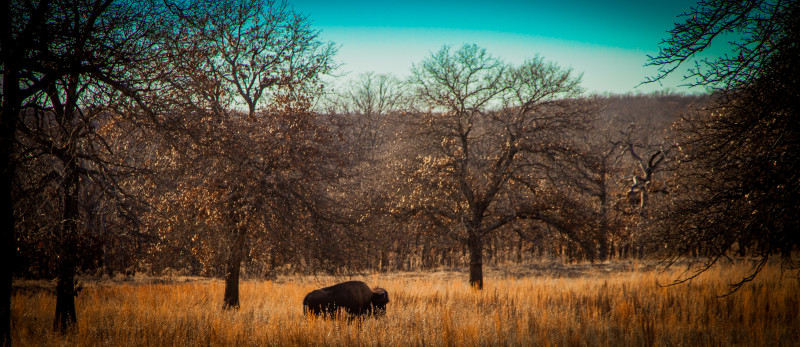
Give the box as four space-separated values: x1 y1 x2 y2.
303 281 389 317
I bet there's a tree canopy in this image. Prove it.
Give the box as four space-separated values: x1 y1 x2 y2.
646 0 800 290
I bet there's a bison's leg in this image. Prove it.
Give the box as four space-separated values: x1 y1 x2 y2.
305 303 326 317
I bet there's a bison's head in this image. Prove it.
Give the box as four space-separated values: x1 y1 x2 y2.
371 288 389 313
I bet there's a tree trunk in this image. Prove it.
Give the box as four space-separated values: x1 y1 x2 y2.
53 257 77 332
223 229 246 309
467 235 484 290
596 210 610 262
0 139 13 347
54 168 79 332
223 255 241 309
1 4 19 340
597 176 610 262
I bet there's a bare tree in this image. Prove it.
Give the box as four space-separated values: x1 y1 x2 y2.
645 0 800 291
0 0 22 341
2 0 179 333
159 0 336 309
167 0 335 119
621 125 672 218
645 0 794 91
549 128 629 261
312 72 414 272
398 44 587 288
325 72 407 155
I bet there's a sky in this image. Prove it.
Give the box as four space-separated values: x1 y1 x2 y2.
289 0 711 95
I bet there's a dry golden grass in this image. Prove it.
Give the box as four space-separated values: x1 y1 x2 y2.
12 260 800 346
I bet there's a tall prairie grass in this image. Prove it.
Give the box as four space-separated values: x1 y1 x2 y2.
12 260 799 346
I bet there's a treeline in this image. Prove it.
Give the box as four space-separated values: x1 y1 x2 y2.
6 0 709 285
12 57 708 282
4 0 798 339
11 81 706 281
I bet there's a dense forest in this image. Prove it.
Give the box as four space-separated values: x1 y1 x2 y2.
3 0 798 342
12 88 705 279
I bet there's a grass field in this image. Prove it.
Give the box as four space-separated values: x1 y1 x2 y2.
11 260 800 346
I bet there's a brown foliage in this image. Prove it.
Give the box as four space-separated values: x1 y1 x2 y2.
646 0 800 288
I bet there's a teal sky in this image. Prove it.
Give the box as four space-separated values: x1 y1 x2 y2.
290 0 710 95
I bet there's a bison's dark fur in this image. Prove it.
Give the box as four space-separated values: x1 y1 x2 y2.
303 281 389 317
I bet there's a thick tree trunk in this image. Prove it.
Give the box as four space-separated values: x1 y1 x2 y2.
596 208 610 262
467 235 484 290
597 236 609 262
223 256 241 309
0 144 13 347
54 169 79 332
223 229 246 309
53 257 77 332
1 5 19 341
